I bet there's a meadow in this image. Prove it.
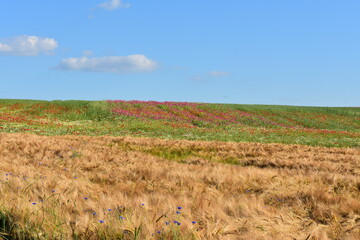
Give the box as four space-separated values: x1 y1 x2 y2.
0 99 359 148
0 99 359 239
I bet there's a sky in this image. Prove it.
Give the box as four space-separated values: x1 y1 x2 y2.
0 0 359 107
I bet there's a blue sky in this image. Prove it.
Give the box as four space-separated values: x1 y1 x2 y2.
0 0 359 106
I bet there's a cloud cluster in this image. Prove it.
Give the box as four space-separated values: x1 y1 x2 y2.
98 0 130 10
57 54 158 73
0 35 158 75
0 35 58 56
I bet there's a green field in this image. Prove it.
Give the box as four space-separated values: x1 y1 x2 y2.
0 99 359 148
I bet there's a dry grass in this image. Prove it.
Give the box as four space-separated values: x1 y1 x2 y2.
0 133 359 239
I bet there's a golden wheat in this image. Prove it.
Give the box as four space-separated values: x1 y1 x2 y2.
0 133 359 239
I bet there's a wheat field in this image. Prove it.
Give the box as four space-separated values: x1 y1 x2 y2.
0 133 359 239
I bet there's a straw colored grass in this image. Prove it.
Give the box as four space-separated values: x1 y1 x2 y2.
0 133 359 239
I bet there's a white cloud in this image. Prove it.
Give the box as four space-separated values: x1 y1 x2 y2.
57 54 158 73
98 0 130 10
82 50 93 56
190 75 203 81
0 43 11 52
208 71 230 77
0 35 58 56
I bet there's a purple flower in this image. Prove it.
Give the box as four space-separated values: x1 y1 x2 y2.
192 221 197 224
176 211 181 214
165 221 170 225
173 221 181 225
119 216 124 220
177 206 182 210
92 212 97 216
99 220 104 223
108 209 112 211
84 197 89 200
32 202 37 205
